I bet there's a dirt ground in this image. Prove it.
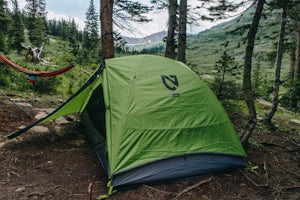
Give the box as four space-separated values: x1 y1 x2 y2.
0 95 299 200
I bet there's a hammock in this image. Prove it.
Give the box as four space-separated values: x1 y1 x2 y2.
0 55 74 83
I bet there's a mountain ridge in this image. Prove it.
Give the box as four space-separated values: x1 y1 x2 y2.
122 31 167 46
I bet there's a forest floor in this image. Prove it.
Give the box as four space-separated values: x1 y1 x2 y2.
0 94 299 200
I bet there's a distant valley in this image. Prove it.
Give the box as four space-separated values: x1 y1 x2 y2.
122 31 167 46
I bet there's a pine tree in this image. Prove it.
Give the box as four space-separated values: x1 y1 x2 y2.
25 0 47 47
214 50 240 99
264 0 289 124
100 0 114 59
241 0 265 144
165 0 177 59
0 0 11 52
114 0 152 23
177 0 187 63
83 0 100 61
9 0 25 53
99 0 152 59
68 19 79 56
288 1 300 109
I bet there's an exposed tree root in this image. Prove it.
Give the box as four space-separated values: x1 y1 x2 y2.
174 177 213 200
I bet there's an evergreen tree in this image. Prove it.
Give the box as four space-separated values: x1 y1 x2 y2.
60 19 68 40
0 0 10 52
68 19 79 56
9 0 25 53
83 0 100 61
114 0 152 24
264 0 289 124
165 0 177 59
214 50 240 99
288 1 300 109
25 0 47 47
177 0 187 63
151 0 201 61
99 0 152 59
100 0 114 59
241 0 265 144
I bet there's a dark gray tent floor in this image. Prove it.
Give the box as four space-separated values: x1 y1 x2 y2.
0 96 299 200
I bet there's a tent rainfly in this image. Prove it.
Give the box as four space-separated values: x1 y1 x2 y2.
6 55 246 192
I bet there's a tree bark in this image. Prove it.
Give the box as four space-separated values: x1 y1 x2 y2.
290 47 297 108
217 68 226 99
291 29 300 108
100 0 114 59
241 0 265 144
296 29 300 75
290 48 296 81
264 2 288 124
165 0 177 59
177 0 187 63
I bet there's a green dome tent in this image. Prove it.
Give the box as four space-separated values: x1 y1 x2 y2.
6 55 246 190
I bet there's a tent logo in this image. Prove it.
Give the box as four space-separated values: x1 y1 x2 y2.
161 75 179 91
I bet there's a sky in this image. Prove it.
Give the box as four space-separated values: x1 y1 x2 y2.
13 0 236 38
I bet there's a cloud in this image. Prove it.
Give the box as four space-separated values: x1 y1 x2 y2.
7 0 26 9
13 0 233 37
14 0 87 30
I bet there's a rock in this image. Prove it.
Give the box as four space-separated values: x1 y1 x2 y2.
15 102 33 107
54 126 61 132
30 126 49 133
0 142 6 148
256 98 272 109
289 119 300 127
15 186 26 192
256 98 289 112
70 139 85 146
34 112 48 120
41 108 55 114
33 108 55 119
32 107 43 112
55 117 70 125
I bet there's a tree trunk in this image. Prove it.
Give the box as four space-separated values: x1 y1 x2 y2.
100 0 114 59
241 0 265 144
217 69 226 99
165 0 177 59
290 47 297 107
22 44 44 62
177 0 187 63
292 29 300 108
264 2 288 124
296 29 300 75
290 48 296 81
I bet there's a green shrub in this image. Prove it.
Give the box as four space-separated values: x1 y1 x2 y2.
32 77 62 94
